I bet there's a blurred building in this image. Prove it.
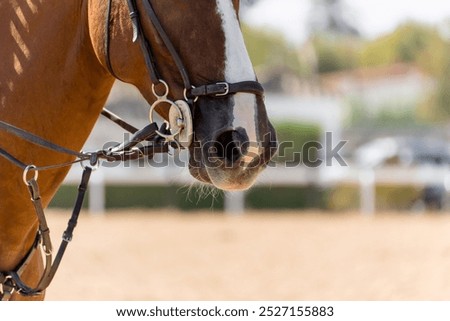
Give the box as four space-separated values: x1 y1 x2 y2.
320 63 436 114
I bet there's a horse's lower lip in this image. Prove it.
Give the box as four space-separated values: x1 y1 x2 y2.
189 165 254 190
188 166 212 184
212 166 263 190
188 150 273 190
188 163 262 191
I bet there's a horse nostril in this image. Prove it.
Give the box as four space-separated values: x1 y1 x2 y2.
213 129 249 165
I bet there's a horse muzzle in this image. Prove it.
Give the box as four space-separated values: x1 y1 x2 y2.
188 123 277 191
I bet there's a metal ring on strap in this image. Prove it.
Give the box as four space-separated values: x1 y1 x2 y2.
23 165 38 185
152 79 170 99
183 86 199 103
149 99 183 140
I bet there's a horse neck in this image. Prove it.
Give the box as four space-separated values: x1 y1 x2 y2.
1 1 113 148
0 1 113 272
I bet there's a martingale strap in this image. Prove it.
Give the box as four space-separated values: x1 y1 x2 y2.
0 109 169 300
0 233 40 301
0 169 91 299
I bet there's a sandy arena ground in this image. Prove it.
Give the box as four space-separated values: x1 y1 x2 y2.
44 210 450 301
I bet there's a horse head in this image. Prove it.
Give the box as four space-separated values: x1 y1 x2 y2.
89 0 277 191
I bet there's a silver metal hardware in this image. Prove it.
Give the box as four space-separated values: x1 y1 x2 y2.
80 153 100 171
170 100 193 148
149 83 193 148
215 82 230 96
23 165 38 185
152 79 170 99
183 86 199 102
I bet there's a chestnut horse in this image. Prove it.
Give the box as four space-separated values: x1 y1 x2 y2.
0 0 276 300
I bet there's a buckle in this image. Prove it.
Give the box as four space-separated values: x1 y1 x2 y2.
215 82 230 96
1 275 16 298
62 231 73 243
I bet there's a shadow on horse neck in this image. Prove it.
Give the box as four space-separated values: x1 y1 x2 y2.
0 0 276 300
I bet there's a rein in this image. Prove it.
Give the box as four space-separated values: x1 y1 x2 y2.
0 110 169 300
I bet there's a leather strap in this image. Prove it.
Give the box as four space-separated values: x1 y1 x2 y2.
0 121 86 159
123 0 265 101
0 110 170 299
101 108 139 134
140 0 192 90
0 233 40 300
126 0 140 42
0 275 14 301
190 81 265 98
0 109 167 169
35 167 92 293
0 168 92 298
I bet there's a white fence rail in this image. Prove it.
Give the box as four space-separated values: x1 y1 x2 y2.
62 164 450 214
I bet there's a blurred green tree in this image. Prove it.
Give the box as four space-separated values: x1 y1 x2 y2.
418 42 450 121
273 122 321 166
359 22 441 67
242 24 303 75
311 35 360 73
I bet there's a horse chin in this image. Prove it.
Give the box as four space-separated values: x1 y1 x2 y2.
189 163 262 191
208 167 261 191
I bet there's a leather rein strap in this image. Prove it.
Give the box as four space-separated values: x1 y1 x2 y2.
0 111 168 300
0 169 91 300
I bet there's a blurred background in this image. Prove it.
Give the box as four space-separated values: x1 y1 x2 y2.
51 0 450 215
46 0 450 301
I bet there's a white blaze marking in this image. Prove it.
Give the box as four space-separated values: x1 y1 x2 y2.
216 0 260 163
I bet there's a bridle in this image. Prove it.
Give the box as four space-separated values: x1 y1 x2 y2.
106 0 265 146
0 0 264 300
